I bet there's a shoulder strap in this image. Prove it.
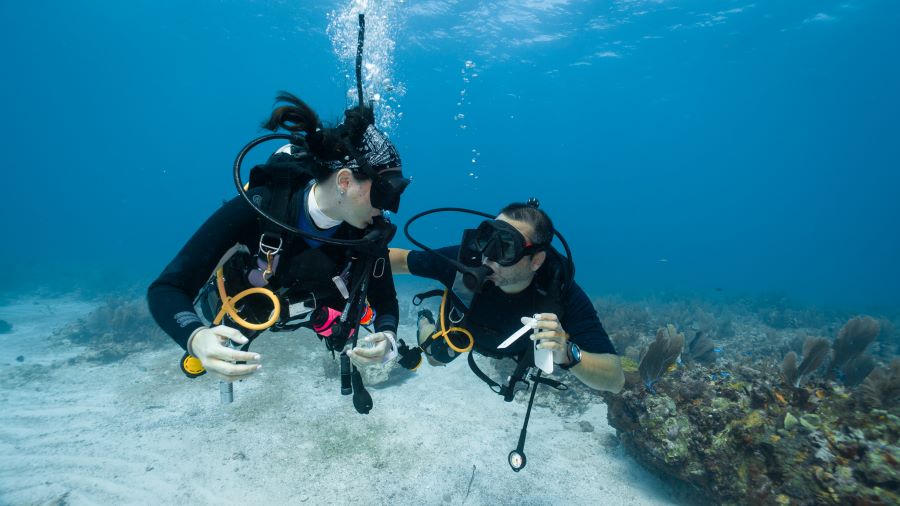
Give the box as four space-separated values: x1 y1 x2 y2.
245 146 317 281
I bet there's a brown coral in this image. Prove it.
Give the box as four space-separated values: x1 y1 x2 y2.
842 354 876 387
684 331 718 364
859 358 900 410
830 316 880 378
639 324 684 393
780 337 829 388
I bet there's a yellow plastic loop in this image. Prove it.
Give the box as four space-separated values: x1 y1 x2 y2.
213 268 281 331
429 289 474 353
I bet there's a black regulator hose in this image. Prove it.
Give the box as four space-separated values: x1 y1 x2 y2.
232 133 395 251
231 13 388 252
356 13 366 107
403 207 494 272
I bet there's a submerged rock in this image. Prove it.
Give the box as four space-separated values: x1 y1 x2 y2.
604 361 900 505
799 413 821 432
0 319 12 334
784 412 798 430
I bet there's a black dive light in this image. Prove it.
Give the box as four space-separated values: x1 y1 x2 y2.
340 352 352 395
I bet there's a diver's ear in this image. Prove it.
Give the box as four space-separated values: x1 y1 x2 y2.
531 251 547 272
335 168 353 193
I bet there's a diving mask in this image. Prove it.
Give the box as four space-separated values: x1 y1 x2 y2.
463 220 546 267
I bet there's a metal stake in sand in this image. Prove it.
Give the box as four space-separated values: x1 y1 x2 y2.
220 338 238 404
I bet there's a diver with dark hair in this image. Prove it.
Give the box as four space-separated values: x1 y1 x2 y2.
148 15 409 413
146 90 409 405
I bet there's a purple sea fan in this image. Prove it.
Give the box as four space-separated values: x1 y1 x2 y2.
781 336 829 388
830 316 880 378
639 324 684 394
859 358 900 409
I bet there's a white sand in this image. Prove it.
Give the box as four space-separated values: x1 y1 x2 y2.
0 297 679 505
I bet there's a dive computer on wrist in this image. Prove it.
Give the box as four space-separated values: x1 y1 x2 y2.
558 342 582 370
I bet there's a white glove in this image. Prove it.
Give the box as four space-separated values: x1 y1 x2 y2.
347 331 397 367
189 325 261 381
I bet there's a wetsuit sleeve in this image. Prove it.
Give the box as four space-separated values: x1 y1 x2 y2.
367 250 399 334
406 245 459 286
561 282 617 355
147 192 261 350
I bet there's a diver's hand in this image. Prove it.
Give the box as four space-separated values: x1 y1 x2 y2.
347 331 397 367
189 325 261 382
526 313 570 365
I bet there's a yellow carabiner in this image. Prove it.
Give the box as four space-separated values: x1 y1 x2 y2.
212 268 281 331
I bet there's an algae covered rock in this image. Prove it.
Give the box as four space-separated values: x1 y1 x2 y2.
605 358 900 505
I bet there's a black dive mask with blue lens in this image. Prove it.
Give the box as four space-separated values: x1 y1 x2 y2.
463 220 546 267
371 170 409 213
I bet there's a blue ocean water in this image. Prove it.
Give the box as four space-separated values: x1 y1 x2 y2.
1 0 898 311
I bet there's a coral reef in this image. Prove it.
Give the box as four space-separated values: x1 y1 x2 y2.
599 302 900 505
0 319 12 334
55 298 165 363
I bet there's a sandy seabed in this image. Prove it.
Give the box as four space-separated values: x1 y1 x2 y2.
0 297 678 506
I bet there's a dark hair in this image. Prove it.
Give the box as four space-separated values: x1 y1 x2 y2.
499 201 554 246
262 91 373 181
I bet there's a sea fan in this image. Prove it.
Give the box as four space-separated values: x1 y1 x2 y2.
830 316 880 378
798 337 829 380
781 337 829 388
684 331 717 364
782 352 798 387
843 354 876 387
639 324 684 394
859 359 900 409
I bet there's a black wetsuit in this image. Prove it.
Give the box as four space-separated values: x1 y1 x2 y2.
407 246 615 360
147 186 398 351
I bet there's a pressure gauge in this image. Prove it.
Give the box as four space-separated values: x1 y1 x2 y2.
508 450 527 472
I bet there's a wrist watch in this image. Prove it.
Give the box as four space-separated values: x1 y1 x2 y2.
558 342 582 370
